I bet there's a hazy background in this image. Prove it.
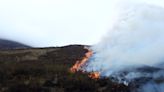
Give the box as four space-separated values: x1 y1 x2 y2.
0 0 164 47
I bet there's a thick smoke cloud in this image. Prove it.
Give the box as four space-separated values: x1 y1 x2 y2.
84 2 164 92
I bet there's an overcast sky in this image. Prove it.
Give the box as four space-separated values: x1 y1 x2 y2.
0 0 164 47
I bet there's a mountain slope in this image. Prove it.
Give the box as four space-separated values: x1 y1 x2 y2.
0 45 129 92
0 39 30 50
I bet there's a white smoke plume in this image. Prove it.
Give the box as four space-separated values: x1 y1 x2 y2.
83 2 164 92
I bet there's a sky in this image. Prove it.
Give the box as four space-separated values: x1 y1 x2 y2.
0 0 164 47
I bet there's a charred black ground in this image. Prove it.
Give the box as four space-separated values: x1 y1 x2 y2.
0 45 130 92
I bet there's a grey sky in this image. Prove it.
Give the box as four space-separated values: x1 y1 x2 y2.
0 0 164 47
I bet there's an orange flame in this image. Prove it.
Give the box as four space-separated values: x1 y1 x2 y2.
89 72 100 79
70 47 93 73
70 47 100 79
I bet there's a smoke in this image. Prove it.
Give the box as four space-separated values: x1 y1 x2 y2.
83 2 164 92
137 82 164 92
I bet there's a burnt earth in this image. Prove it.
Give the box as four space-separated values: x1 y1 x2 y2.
0 45 130 92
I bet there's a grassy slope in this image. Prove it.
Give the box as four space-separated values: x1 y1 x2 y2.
0 45 129 92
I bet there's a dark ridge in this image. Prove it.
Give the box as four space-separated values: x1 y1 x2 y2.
0 39 31 50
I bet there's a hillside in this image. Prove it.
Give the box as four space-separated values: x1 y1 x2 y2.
0 39 30 50
0 45 129 92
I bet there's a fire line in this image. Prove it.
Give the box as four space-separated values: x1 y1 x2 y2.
70 47 100 79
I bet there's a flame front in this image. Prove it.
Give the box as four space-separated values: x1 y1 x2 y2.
70 48 93 73
70 47 100 79
89 72 100 79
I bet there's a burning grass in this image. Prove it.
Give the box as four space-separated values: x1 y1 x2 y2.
70 47 100 79
70 47 93 72
0 45 130 92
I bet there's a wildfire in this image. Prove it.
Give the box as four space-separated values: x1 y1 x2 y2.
89 72 100 79
70 47 93 73
70 47 100 79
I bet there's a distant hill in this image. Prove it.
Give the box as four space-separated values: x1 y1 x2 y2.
0 39 30 50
